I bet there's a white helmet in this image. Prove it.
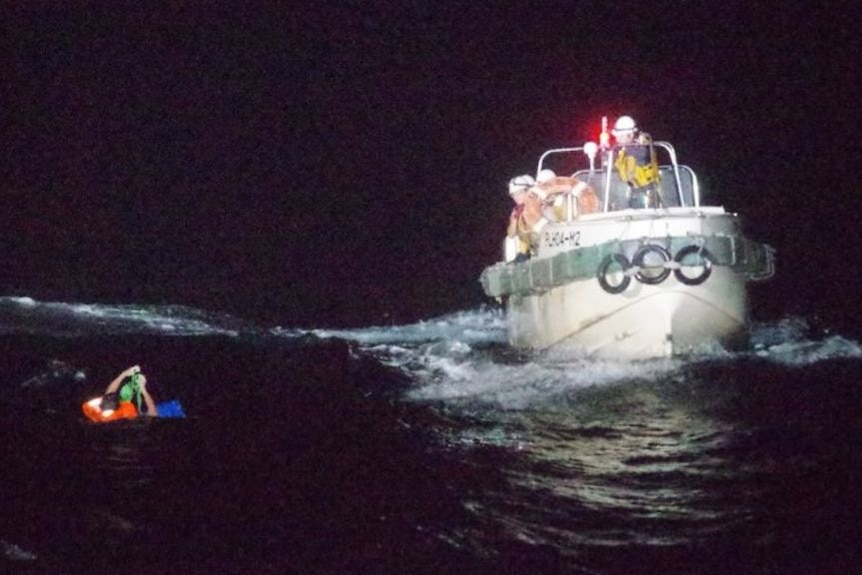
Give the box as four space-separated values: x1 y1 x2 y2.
612 115 637 135
536 169 556 183
508 174 535 196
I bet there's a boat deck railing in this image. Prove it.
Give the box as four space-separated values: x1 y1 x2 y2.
537 142 702 220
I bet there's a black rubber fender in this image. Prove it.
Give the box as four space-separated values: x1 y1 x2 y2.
597 253 632 294
673 245 713 286
632 245 672 285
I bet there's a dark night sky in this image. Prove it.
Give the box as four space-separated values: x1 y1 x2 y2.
2 3 860 329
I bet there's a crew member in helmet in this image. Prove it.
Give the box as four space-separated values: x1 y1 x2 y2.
82 365 158 423
611 115 661 209
506 174 552 263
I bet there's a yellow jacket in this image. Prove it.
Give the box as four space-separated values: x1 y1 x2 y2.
614 134 659 188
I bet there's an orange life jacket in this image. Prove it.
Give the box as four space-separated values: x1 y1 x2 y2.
82 398 139 423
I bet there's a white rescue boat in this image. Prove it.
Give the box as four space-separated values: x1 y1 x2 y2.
480 118 775 359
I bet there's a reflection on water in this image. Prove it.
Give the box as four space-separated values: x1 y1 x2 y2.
446 380 749 551
292 308 862 572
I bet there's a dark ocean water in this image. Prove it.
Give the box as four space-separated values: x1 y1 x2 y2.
2 297 862 574
6 4 862 573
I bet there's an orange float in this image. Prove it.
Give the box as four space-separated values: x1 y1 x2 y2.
533 176 600 217
82 397 139 423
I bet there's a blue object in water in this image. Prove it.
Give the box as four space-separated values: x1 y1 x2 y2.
156 399 186 418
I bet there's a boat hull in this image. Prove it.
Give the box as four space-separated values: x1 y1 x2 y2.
507 265 747 359
487 209 767 360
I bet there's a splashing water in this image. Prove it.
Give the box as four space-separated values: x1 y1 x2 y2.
296 307 862 410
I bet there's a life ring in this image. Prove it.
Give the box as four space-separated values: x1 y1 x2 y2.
597 253 631 294
673 245 713 286
632 245 671 285
533 177 602 217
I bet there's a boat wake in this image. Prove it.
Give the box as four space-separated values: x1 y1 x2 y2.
296 307 862 408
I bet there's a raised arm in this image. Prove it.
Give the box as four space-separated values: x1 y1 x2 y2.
104 365 140 395
139 377 158 417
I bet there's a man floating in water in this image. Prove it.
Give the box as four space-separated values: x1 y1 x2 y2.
82 365 158 422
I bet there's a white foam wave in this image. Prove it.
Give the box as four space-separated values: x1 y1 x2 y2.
749 316 811 349
276 306 508 347
298 310 862 409
0 296 244 337
749 317 862 366
755 335 862 365
2 539 36 562
284 306 677 408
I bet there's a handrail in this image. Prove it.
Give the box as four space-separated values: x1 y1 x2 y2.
535 141 701 210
